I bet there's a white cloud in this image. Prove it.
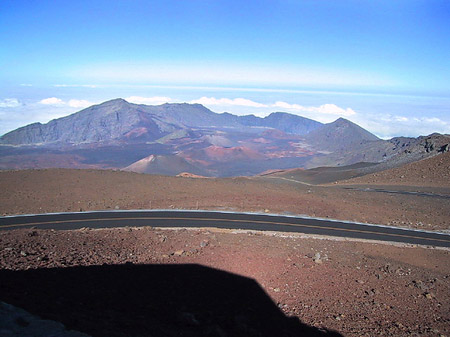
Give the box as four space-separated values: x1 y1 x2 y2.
394 116 408 122
0 98 21 108
67 99 93 108
40 97 65 105
39 97 94 108
353 113 450 139
272 101 356 116
191 97 267 108
125 96 172 105
423 117 442 123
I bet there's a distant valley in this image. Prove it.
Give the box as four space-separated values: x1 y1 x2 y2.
0 98 449 178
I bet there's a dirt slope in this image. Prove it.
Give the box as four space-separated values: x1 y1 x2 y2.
339 152 450 188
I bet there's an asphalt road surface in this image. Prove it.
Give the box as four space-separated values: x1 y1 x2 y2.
1 210 449 248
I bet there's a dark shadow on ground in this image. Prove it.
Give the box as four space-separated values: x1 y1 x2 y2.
0 264 343 336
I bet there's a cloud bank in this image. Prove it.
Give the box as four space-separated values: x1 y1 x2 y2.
39 97 94 108
272 102 356 116
0 98 21 108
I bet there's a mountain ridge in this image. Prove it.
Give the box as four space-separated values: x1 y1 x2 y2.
0 99 326 145
0 98 448 178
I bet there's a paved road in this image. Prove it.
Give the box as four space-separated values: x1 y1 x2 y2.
1 210 449 248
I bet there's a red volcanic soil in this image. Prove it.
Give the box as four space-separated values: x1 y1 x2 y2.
0 168 449 231
203 145 264 162
0 227 449 337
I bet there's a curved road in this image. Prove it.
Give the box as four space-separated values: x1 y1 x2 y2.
1 210 449 248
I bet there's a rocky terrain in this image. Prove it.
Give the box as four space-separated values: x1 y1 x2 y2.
1 99 448 176
0 227 448 337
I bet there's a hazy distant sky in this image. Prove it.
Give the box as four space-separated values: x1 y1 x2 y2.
1 0 449 138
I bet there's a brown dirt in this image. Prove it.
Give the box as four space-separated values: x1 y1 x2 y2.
0 227 448 336
339 152 450 188
0 169 450 230
0 168 449 231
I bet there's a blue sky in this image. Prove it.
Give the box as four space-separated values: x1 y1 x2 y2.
1 0 449 138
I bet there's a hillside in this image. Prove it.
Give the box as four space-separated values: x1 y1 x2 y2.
339 151 450 187
261 162 379 185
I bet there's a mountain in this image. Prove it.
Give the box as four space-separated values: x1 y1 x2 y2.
236 112 322 135
0 98 448 177
0 99 322 146
0 99 184 145
305 118 379 152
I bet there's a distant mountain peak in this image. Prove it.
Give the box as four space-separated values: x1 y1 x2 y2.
332 117 354 125
98 98 130 107
305 116 379 152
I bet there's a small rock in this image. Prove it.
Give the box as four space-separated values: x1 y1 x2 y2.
173 250 185 256
200 240 209 248
273 288 280 293
424 292 434 299
264 209 270 213
413 280 430 291
20 251 27 257
313 252 322 264
114 205 120 210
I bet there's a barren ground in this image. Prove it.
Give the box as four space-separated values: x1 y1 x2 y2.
1 159 449 336
0 227 448 336
0 167 449 231
338 152 450 188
